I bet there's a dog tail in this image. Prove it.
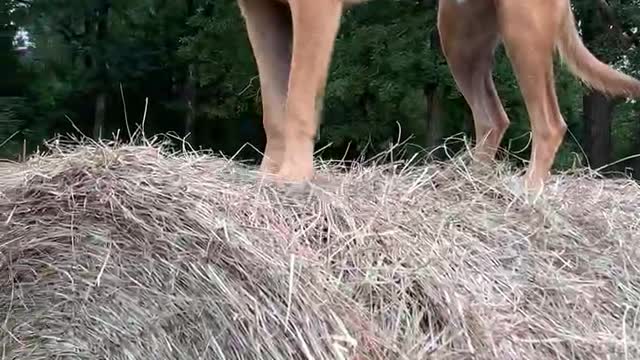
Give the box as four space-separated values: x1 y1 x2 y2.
556 4 640 98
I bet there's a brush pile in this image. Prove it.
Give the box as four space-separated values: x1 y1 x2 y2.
1 137 639 359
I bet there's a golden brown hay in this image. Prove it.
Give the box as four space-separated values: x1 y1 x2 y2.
1 137 639 359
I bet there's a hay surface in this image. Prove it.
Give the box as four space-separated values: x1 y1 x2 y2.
1 138 639 360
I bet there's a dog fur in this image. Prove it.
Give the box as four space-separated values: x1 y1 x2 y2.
237 0 640 191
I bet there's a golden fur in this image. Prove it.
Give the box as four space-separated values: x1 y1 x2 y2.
237 0 640 191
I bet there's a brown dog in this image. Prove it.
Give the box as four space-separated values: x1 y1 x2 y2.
237 0 640 191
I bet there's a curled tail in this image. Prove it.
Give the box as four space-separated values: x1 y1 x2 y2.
556 5 640 98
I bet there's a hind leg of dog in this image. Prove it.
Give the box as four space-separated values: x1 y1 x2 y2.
499 0 568 191
438 0 510 162
275 0 343 182
238 0 292 175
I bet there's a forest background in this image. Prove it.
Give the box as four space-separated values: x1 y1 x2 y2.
1 0 640 177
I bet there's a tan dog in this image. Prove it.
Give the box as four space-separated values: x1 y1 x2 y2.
237 0 640 191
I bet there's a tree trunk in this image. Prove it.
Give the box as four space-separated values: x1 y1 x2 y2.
183 0 197 145
183 64 197 144
93 0 111 139
424 84 446 156
582 91 615 169
93 92 107 139
575 1 622 171
422 13 447 158
632 109 640 180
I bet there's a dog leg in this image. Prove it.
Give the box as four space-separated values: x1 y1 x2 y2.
438 0 510 162
275 0 344 182
499 0 568 192
238 0 292 175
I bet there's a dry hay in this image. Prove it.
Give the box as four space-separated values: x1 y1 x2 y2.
1 137 639 360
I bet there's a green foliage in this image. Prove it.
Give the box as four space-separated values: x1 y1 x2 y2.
321 1 437 155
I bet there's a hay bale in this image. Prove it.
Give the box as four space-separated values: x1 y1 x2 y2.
1 138 639 359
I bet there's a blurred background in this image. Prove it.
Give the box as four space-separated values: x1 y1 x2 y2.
1 0 639 177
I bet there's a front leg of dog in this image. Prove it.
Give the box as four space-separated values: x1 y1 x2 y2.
275 0 343 182
238 0 293 176
275 126 316 182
